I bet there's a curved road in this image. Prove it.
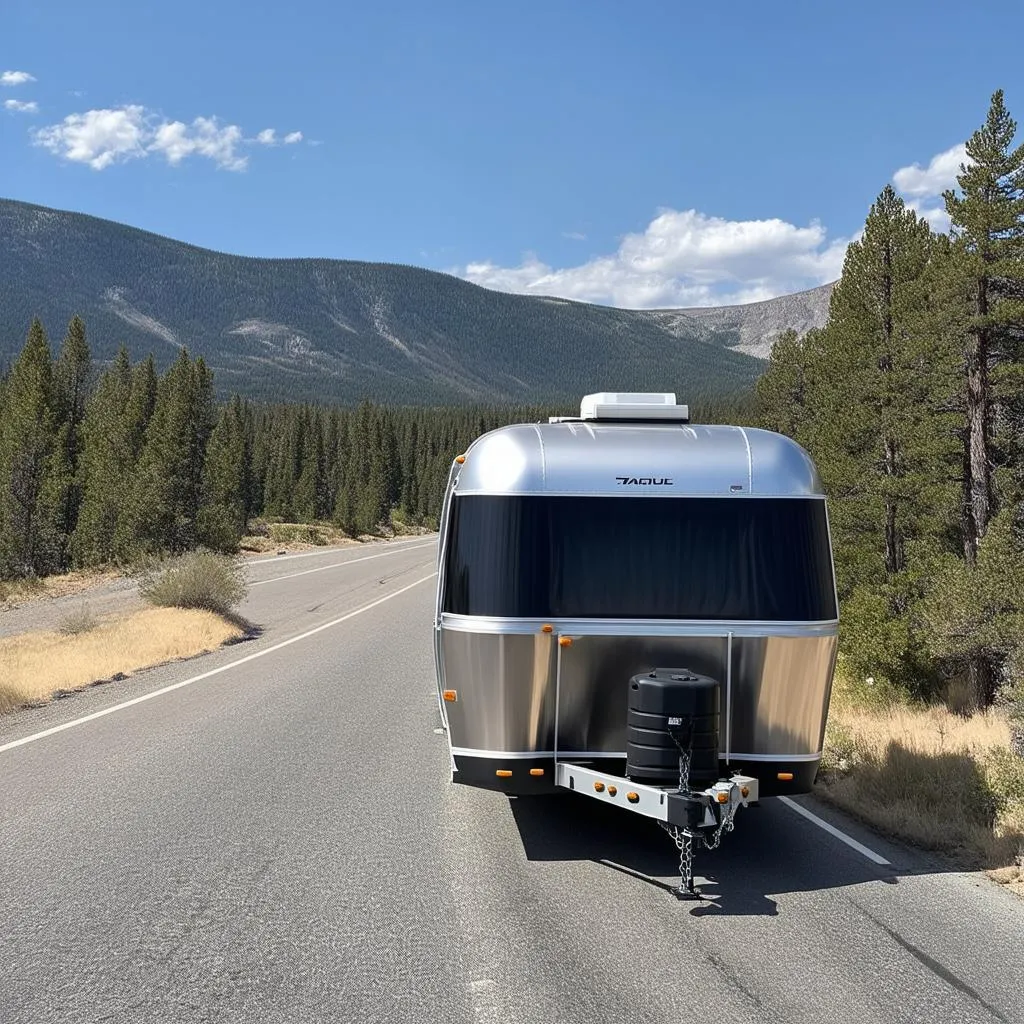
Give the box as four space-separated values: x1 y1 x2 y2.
1 538 1021 1023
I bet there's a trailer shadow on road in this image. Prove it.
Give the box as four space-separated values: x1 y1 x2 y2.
508 792 923 918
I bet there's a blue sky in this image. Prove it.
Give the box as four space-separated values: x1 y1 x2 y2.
2 0 1021 307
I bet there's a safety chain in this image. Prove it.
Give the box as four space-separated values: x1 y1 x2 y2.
659 820 695 896
701 805 736 850
659 740 739 896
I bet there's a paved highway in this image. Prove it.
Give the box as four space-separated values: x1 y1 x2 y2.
1 538 1021 1023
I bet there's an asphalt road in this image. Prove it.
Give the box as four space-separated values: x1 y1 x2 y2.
1 537 1022 1024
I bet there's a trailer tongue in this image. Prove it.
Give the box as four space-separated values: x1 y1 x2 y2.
555 667 758 899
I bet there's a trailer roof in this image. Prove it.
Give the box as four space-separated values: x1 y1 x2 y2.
456 421 823 497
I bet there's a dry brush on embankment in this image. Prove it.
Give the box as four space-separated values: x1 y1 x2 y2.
0 551 250 715
816 669 1024 887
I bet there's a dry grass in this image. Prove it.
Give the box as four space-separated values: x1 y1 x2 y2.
240 520 359 554
0 607 244 714
817 671 1024 877
0 566 123 609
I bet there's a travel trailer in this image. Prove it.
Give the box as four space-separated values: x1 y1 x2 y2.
432 393 839 897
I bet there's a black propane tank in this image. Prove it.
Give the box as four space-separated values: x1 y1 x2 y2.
626 668 721 784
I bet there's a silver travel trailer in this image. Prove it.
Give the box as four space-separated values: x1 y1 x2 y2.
432 392 839 896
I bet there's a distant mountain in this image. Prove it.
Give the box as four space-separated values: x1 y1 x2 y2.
647 285 833 360
0 198 831 405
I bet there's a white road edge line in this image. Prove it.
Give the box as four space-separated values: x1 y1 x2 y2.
778 795 891 866
246 535 435 565
0 572 438 757
250 541 436 587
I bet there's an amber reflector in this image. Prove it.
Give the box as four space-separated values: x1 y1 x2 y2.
442 690 457 702
495 769 513 778
541 624 553 633
593 781 605 792
558 637 573 647
626 792 640 803
529 768 545 776
777 772 794 781
716 792 729 804
455 455 466 464
607 786 618 797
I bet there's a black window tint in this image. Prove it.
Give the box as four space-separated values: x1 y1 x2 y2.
443 495 836 621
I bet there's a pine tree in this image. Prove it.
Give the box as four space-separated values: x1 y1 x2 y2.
943 89 1024 561
52 315 93 560
198 394 248 551
72 346 133 565
0 320 63 576
939 89 1024 703
122 350 211 554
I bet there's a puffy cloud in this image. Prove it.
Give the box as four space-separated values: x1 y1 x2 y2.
32 106 303 171
33 105 149 170
893 143 968 198
149 116 246 170
459 208 850 308
906 200 952 233
4 99 38 113
1 70 35 86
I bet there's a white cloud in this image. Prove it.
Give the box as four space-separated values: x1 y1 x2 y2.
562 230 587 241
893 143 968 198
33 105 149 170
149 116 246 170
906 200 952 233
1 70 35 86
459 208 850 308
4 99 38 113
32 106 268 171
254 128 303 146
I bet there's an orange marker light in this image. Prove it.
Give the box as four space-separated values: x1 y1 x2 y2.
442 690 457 702
777 772 794 782
626 792 640 803
607 785 618 797
717 792 729 804
593 781 605 793
455 455 466 464
558 636 573 648
741 786 750 798
540 624 553 634
529 768 545 777
495 769 513 778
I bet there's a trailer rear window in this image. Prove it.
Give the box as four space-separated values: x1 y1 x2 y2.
442 495 836 621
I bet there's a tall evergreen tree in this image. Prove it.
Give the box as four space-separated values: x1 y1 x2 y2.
52 315 93 558
198 394 249 551
0 320 63 576
943 89 1024 562
122 350 213 554
937 90 1024 703
72 346 133 565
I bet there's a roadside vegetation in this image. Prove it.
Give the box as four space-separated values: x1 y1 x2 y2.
0 552 249 715
757 91 1024 879
817 668 1024 882
0 607 244 714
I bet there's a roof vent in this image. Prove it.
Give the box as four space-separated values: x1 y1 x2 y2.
578 392 690 422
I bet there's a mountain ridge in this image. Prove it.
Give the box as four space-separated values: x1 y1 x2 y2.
0 197 832 404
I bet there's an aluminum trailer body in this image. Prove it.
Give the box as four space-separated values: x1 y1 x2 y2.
433 393 839 810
